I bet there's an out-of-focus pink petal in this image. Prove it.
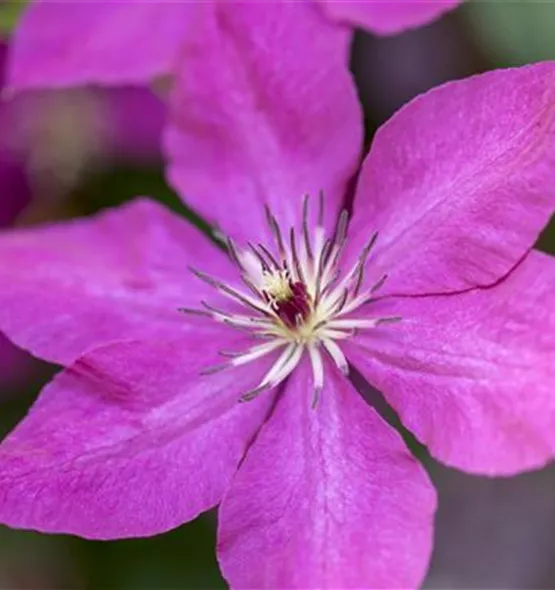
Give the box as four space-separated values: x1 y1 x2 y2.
0 40 9 87
318 0 463 35
347 63 555 297
0 337 31 392
218 359 436 589
0 331 277 538
344 251 555 475
7 1 202 91
0 198 233 365
103 87 164 163
165 2 362 245
0 42 31 227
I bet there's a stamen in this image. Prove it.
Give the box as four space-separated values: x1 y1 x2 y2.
190 267 272 317
240 343 302 402
257 243 280 269
226 237 245 272
177 307 212 318
180 194 400 407
313 238 333 306
376 316 402 325
318 328 357 340
200 300 232 317
345 273 388 313
308 344 324 409
289 228 305 283
326 318 382 330
219 350 245 358
302 194 314 262
350 231 378 298
265 205 286 262
231 340 285 366
331 288 349 315
247 242 270 272
221 318 273 335
318 189 325 227
240 383 269 403
318 268 340 299
322 338 349 376
200 302 273 330
219 315 273 328
335 210 349 246
241 274 264 300
370 273 388 295
200 362 230 376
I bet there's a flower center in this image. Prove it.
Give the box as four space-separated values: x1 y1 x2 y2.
263 271 311 329
180 194 399 407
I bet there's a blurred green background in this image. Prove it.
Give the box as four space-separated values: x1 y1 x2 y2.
1 1 555 588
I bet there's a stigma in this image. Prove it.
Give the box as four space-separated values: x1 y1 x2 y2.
180 194 399 407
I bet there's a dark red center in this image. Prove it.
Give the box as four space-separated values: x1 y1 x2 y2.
270 281 311 328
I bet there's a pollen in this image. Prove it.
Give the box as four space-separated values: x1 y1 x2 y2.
180 193 400 408
262 270 293 302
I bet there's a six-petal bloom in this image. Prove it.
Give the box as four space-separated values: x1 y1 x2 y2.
0 3 554 590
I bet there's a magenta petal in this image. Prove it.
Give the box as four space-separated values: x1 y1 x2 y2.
165 2 362 245
345 251 555 475
0 198 233 365
102 87 165 163
0 331 276 538
218 359 436 589
318 0 462 35
347 63 555 296
7 1 201 90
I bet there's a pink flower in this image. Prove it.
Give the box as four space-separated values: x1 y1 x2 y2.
4 2 463 129
0 5 554 589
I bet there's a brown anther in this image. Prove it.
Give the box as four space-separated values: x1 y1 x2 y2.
302 194 314 262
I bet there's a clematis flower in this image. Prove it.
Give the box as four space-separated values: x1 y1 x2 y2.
0 5 555 589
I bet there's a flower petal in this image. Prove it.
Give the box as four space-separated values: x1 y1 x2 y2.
0 331 276 538
0 198 233 365
165 1 362 245
344 251 555 475
218 358 436 589
7 1 201 91
102 87 165 162
317 0 462 35
347 63 555 297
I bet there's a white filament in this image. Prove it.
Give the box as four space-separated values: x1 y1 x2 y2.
188 197 397 406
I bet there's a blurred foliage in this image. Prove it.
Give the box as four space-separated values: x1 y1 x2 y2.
465 0 555 66
0 1 27 37
68 162 215 240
